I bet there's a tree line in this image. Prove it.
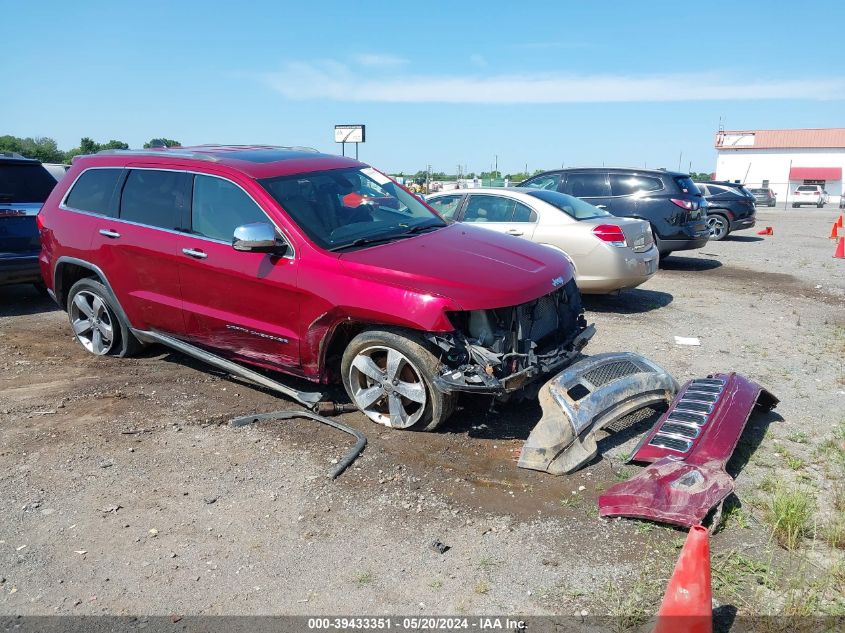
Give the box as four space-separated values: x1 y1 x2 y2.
0 135 181 164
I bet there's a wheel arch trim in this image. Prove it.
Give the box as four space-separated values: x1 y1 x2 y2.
53 256 135 329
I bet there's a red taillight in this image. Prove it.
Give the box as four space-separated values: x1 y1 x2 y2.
670 198 697 211
794 191 800 195
36 212 44 232
592 224 628 247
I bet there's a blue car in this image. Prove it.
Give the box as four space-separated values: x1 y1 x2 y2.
0 153 58 288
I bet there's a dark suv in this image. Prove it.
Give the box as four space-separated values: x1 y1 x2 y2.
0 153 58 287
696 181 757 241
518 168 709 256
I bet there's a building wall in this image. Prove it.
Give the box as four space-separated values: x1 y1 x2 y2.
715 148 845 203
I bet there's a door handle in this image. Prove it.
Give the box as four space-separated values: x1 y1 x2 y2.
595 205 608 210
182 248 208 259
99 229 121 238
506 229 524 236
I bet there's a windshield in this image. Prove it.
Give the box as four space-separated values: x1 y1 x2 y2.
524 189 611 220
0 162 57 203
260 167 446 251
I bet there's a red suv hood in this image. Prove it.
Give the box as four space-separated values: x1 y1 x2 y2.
338 224 573 310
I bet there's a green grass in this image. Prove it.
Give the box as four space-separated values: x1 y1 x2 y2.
787 431 809 444
429 578 444 590
474 580 490 595
353 571 374 587
785 454 805 471
477 556 499 571
767 486 815 550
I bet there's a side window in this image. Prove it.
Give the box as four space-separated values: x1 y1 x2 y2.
464 195 514 222
561 173 610 198
696 184 710 196
522 174 560 190
428 194 463 220
192 175 268 242
64 168 122 217
512 200 537 223
120 169 190 230
608 174 663 197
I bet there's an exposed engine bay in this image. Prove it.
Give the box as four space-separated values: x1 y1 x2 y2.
426 278 593 395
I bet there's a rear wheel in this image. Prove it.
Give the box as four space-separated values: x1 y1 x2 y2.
66 278 141 357
817 201 824 208
792 203 798 208
707 213 730 241
341 329 456 431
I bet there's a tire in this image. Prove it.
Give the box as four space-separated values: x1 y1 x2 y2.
792 203 798 208
341 328 456 431
706 213 730 241
66 278 142 358
817 202 824 208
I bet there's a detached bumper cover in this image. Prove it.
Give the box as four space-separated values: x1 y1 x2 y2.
598 372 777 527
517 352 678 475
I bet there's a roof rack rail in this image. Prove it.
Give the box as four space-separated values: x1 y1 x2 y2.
94 149 219 162
0 151 30 160
187 144 321 153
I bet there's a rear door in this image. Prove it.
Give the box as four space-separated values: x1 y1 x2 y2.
0 160 56 259
89 167 189 334
460 193 538 239
177 172 302 370
560 172 612 210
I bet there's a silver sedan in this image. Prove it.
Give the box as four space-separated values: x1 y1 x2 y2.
426 188 659 294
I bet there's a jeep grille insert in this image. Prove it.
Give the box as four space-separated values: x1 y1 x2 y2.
582 360 642 388
647 376 727 454
648 435 692 453
659 422 700 439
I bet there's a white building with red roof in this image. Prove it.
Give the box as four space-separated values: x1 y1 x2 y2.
715 128 844 205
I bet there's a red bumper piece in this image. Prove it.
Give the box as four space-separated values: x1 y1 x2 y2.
598 373 777 527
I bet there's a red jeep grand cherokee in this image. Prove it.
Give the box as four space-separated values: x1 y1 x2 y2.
38 146 589 430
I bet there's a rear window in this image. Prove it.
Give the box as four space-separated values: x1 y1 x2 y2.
673 176 701 195
64 168 123 217
120 169 190 230
525 189 611 220
797 185 818 191
608 174 663 196
0 161 57 203
750 188 766 194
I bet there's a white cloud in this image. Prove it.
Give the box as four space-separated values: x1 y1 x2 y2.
354 53 409 68
258 61 845 103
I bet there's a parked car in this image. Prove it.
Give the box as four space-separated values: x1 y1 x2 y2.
840 194 845 209
791 184 825 208
517 168 709 257
427 188 658 293
38 146 592 431
0 152 58 288
43 163 71 182
749 187 776 207
695 182 757 241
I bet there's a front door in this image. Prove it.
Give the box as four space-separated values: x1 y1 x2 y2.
459 193 538 239
177 173 302 370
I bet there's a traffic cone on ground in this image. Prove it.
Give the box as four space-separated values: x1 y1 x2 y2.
652 524 712 633
831 222 840 239
835 237 845 259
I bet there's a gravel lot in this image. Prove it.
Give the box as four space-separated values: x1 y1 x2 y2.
1 207 844 622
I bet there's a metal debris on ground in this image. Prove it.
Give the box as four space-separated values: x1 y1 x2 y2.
229 410 367 479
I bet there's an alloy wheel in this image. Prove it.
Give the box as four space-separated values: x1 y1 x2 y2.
707 216 728 240
348 345 427 428
69 290 115 355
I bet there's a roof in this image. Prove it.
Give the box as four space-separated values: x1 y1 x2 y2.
532 167 688 177
74 145 364 178
788 166 842 180
715 128 845 150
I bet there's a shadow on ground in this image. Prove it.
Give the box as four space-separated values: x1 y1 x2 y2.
0 284 59 317
659 255 723 271
726 235 764 243
584 288 673 314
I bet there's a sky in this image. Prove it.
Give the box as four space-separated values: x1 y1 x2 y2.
3 0 845 175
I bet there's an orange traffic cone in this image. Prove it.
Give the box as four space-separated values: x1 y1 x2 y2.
838 215 844 228
831 222 840 239
835 237 845 259
653 525 712 633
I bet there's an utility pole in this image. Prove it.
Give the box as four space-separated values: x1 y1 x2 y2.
494 154 498 178
678 151 683 172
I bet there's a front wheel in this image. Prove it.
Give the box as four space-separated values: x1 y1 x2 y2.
707 214 730 241
341 329 456 431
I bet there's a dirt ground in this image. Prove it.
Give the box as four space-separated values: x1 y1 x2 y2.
1 208 844 624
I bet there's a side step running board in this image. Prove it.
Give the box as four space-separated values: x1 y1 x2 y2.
133 329 323 408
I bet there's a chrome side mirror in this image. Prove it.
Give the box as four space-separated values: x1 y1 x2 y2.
232 222 287 255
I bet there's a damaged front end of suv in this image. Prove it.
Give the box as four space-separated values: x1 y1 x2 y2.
425 278 594 396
